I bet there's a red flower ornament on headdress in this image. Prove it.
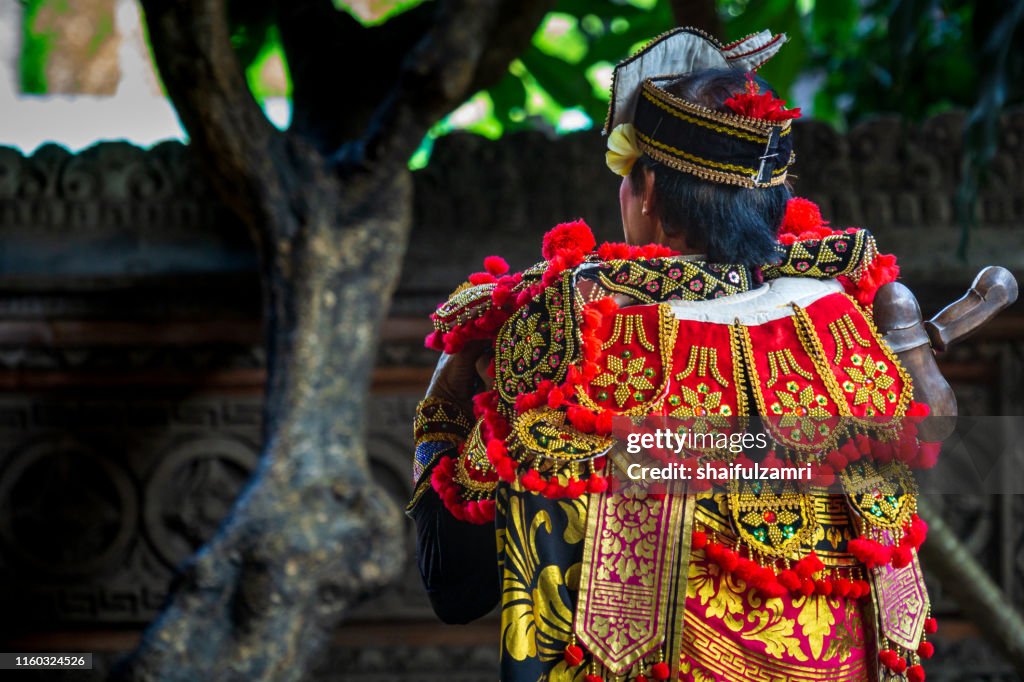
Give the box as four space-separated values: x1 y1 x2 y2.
724 72 801 122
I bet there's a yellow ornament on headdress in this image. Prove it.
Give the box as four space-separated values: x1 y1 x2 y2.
605 123 640 177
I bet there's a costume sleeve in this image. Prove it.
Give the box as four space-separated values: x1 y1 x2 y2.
407 397 499 623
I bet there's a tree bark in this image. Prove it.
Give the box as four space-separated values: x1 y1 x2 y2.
115 0 554 679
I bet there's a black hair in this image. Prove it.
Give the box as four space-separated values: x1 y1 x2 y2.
628 68 790 266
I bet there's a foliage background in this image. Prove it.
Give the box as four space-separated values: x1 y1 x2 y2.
16 0 1024 168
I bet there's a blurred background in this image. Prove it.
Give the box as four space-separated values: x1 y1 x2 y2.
1 0 1023 680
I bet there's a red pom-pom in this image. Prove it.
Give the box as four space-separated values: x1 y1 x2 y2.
585 675 604 682
587 475 608 493
924 617 938 634
734 557 758 583
567 406 597 433
891 656 907 674
878 649 897 668
542 220 596 262
915 441 941 469
724 87 801 122
799 578 816 596
918 640 934 659
781 197 827 235
476 498 495 520
795 552 824 579
635 675 648 682
777 569 801 591
424 330 445 351
833 578 853 598
907 401 931 417
563 644 584 667
826 451 848 471
851 251 900 305
547 387 566 409
759 580 789 599
468 272 496 285
521 469 546 492
564 477 588 499
908 664 926 682
815 579 833 596
542 480 564 499
651 661 670 680
891 545 913 568
483 255 509 276
718 548 740 573
691 530 708 550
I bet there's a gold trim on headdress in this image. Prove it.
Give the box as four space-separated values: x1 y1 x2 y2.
604 27 796 188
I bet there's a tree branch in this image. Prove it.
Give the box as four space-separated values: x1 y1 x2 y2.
669 0 720 40
140 0 283 225
278 0 437 153
466 0 555 94
361 0 555 168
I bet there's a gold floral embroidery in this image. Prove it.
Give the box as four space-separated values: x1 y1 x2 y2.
841 354 896 414
687 553 743 631
793 593 837 660
768 381 831 440
500 495 576 662
823 599 863 663
592 351 656 407
667 382 733 427
559 497 588 546
597 496 660 586
510 312 549 366
741 593 809 662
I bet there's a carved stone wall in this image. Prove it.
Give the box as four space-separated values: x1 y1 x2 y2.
1 109 1022 681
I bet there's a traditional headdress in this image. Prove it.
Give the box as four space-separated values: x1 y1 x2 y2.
604 28 800 188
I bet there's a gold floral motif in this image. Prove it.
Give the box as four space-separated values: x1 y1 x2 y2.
589 614 648 655
510 312 550 367
597 496 660 586
559 497 588 546
793 593 837 660
500 495 576 662
687 550 808 662
769 382 831 440
823 599 863 663
592 352 656 407
742 595 809 662
686 548 867 671
841 354 896 415
668 382 733 428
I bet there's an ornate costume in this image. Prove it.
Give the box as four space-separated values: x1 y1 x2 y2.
409 28 938 682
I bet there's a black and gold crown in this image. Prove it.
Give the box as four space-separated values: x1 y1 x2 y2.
604 28 799 189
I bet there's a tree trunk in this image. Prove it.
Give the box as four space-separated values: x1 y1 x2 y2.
115 142 412 681
115 0 553 678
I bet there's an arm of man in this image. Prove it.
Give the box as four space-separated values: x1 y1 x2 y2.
407 345 499 624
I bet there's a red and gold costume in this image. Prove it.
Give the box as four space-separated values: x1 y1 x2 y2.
410 27 938 682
